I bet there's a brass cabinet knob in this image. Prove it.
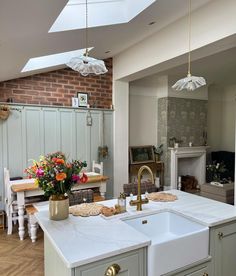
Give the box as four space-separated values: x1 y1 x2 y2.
203 273 208 276
218 232 224 240
104 263 121 276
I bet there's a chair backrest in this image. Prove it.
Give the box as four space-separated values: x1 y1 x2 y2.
92 161 104 175
4 168 14 214
123 181 158 196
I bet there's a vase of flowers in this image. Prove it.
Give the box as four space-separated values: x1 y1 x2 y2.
206 161 227 183
25 152 87 220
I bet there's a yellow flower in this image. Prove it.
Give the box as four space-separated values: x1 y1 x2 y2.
34 179 39 187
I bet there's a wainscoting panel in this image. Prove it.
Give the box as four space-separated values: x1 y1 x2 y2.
5 108 24 176
0 105 114 208
90 111 101 171
25 107 42 165
59 109 75 160
103 111 114 198
75 110 88 165
43 108 58 154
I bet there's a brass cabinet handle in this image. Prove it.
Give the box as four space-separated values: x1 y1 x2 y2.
104 263 121 276
203 273 208 276
218 232 224 240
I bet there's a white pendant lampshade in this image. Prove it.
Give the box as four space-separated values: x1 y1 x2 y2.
172 0 206 91
67 55 107 77
66 0 108 76
172 73 206 91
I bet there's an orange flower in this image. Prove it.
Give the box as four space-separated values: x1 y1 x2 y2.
31 165 37 172
56 172 67 181
55 158 65 165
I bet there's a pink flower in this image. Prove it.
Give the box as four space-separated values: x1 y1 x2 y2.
36 168 44 177
72 174 80 182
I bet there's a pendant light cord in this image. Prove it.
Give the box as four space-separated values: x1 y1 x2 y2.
187 0 191 77
85 0 89 57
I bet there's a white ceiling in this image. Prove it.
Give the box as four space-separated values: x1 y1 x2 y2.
0 0 212 82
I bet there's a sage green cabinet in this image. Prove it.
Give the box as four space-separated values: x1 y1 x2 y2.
75 248 146 276
164 258 211 276
210 221 236 276
45 235 146 276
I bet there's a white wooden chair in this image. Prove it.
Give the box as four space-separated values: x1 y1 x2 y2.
4 168 19 235
92 161 104 175
4 168 33 235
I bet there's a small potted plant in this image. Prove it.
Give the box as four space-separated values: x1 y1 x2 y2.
153 144 163 161
25 152 87 220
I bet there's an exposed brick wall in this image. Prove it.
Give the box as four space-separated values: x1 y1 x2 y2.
0 58 112 109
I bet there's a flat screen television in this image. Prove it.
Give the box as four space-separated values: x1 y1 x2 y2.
129 145 155 164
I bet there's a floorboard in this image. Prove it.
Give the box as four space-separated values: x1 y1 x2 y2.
0 225 44 276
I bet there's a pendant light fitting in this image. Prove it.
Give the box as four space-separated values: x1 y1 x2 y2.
172 0 206 91
66 0 108 76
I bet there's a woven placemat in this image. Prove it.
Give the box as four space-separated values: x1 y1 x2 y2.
69 203 104 217
147 192 178 202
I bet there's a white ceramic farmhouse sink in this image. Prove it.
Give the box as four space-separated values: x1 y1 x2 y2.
123 211 209 276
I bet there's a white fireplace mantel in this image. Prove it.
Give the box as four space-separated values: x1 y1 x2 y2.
169 146 209 189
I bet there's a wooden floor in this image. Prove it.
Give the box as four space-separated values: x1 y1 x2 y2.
0 196 104 276
0 225 44 276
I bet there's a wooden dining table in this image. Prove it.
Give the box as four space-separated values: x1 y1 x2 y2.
11 173 109 240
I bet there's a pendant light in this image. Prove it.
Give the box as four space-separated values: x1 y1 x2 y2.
172 0 206 91
66 0 108 76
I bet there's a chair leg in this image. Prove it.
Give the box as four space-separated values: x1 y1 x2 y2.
28 222 31 237
13 213 17 225
7 216 13 235
30 223 37 243
28 214 38 243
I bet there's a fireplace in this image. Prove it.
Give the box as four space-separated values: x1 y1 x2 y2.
170 146 208 189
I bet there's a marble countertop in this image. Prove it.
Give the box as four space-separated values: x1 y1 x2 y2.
35 190 236 269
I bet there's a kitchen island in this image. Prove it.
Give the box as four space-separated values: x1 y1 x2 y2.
35 190 236 276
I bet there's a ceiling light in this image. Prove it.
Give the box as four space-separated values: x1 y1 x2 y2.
66 0 108 76
172 0 206 91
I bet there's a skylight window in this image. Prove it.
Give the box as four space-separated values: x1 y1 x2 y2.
49 0 155 33
21 48 93 72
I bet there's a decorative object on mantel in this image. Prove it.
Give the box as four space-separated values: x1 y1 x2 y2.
169 137 182 148
202 130 207 146
172 0 206 91
25 152 87 220
66 0 108 76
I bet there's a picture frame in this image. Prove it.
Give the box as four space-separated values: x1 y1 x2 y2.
129 145 155 164
77 92 88 107
71 97 79 108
